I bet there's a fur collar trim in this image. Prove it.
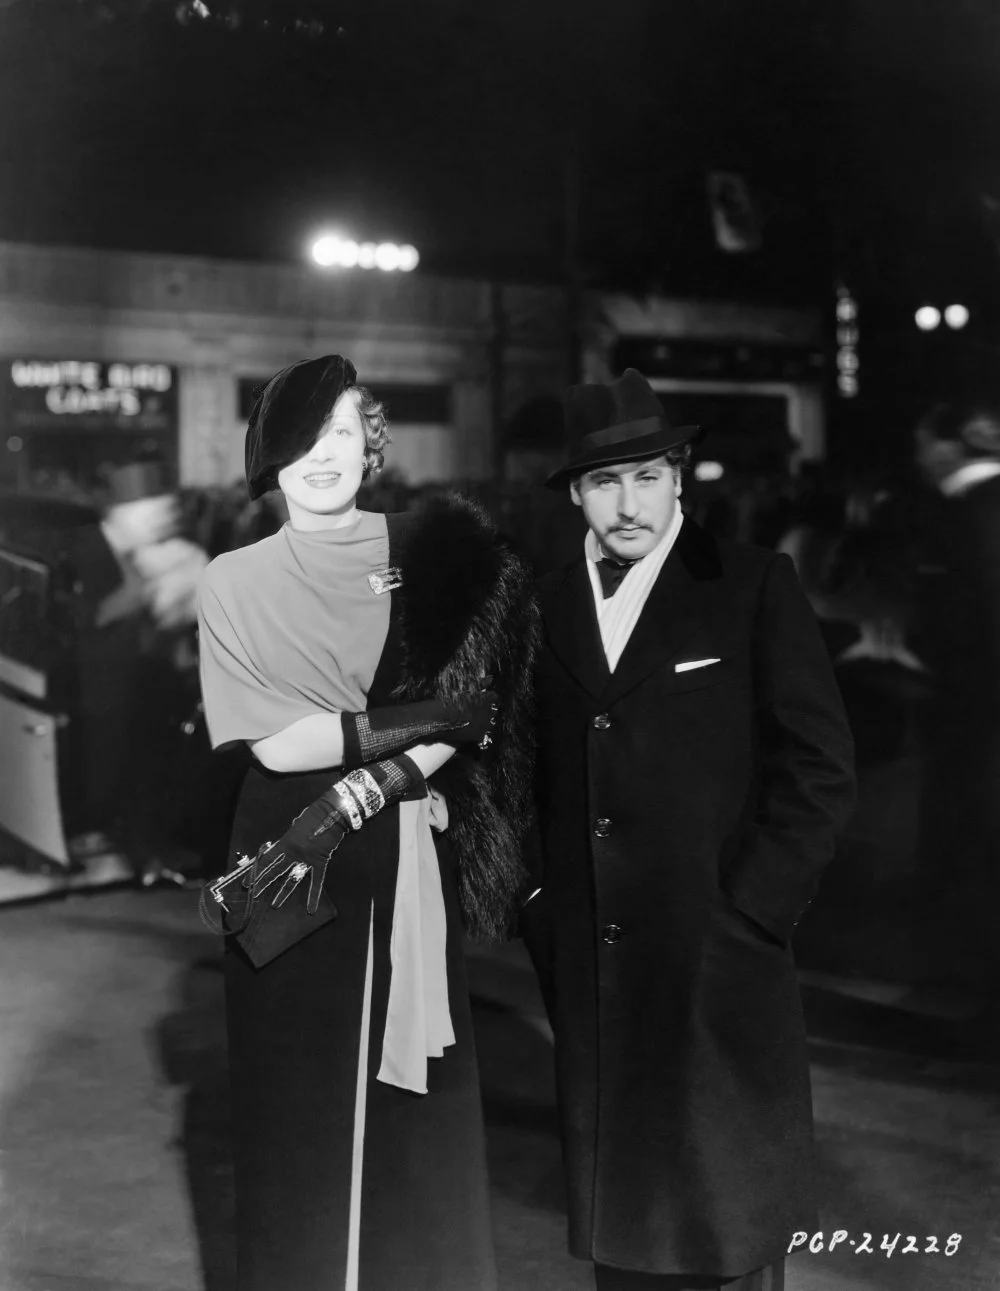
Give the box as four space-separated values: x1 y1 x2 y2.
388 493 540 940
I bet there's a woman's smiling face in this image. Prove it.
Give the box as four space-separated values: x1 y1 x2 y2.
277 389 367 527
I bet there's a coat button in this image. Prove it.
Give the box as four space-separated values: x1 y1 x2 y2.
602 923 623 944
592 712 611 730
593 817 612 838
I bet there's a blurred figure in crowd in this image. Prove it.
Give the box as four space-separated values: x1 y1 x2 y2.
779 485 926 673
73 461 173 850
803 503 932 956
522 369 855 1291
76 461 208 878
914 403 1000 1009
95 461 182 627
821 513 927 761
780 486 931 902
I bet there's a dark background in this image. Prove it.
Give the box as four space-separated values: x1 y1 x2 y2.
2 0 997 291
3 0 1000 464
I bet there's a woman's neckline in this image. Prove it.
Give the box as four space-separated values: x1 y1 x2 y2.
282 511 379 541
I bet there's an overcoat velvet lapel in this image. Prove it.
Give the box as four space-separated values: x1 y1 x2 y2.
543 518 723 705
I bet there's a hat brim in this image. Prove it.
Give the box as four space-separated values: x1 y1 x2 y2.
544 423 703 490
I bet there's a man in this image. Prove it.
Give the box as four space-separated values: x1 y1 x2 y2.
913 403 1000 1015
522 369 855 1291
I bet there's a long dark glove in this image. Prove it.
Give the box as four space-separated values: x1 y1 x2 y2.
200 754 430 966
248 753 429 909
341 688 499 770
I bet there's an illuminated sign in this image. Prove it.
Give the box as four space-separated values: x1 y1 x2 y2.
835 286 859 398
3 360 178 432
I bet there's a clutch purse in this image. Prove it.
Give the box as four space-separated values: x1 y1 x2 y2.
199 846 337 969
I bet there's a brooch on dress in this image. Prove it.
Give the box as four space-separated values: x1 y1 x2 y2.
368 566 403 595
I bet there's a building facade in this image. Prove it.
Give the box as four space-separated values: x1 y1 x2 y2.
0 241 825 497
0 241 571 495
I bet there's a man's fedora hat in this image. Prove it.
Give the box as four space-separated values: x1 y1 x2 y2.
545 368 702 490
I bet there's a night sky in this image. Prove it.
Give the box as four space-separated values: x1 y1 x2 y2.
2 0 1000 312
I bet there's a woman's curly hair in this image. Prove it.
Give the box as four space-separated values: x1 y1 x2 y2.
352 384 391 479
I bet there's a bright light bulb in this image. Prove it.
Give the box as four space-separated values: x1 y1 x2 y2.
944 303 969 330
311 235 342 267
694 460 725 482
915 305 941 331
310 234 418 271
838 374 859 397
836 350 859 373
375 243 402 271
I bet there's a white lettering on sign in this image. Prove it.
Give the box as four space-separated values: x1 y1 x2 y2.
44 387 143 416
10 360 172 393
107 363 172 392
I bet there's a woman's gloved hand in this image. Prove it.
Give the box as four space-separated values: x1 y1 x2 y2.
247 797 349 912
444 689 499 749
249 753 430 909
341 683 499 768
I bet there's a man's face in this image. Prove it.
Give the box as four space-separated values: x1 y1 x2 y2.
570 455 682 561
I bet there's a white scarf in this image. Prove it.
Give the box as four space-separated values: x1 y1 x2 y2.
377 797 454 1093
585 510 684 671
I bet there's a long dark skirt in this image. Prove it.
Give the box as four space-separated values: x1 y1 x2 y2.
224 764 497 1291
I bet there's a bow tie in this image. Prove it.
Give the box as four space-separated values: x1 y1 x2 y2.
596 556 636 599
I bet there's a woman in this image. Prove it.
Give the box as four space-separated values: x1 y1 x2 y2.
196 355 538 1291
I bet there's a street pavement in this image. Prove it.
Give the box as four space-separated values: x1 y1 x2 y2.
0 888 995 1291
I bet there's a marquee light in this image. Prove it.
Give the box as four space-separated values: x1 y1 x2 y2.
835 297 858 323
944 303 970 330
694 460 725 482
397 245 420 272
915 305 941 331
310 234 419 272
311 235 341 267
836 285 859 399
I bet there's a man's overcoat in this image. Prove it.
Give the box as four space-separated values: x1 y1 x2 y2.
526 517 855 1279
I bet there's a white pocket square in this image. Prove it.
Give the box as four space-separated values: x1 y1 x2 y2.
675 657 721 673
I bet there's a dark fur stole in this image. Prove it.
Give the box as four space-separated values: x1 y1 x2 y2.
388 492 540 941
